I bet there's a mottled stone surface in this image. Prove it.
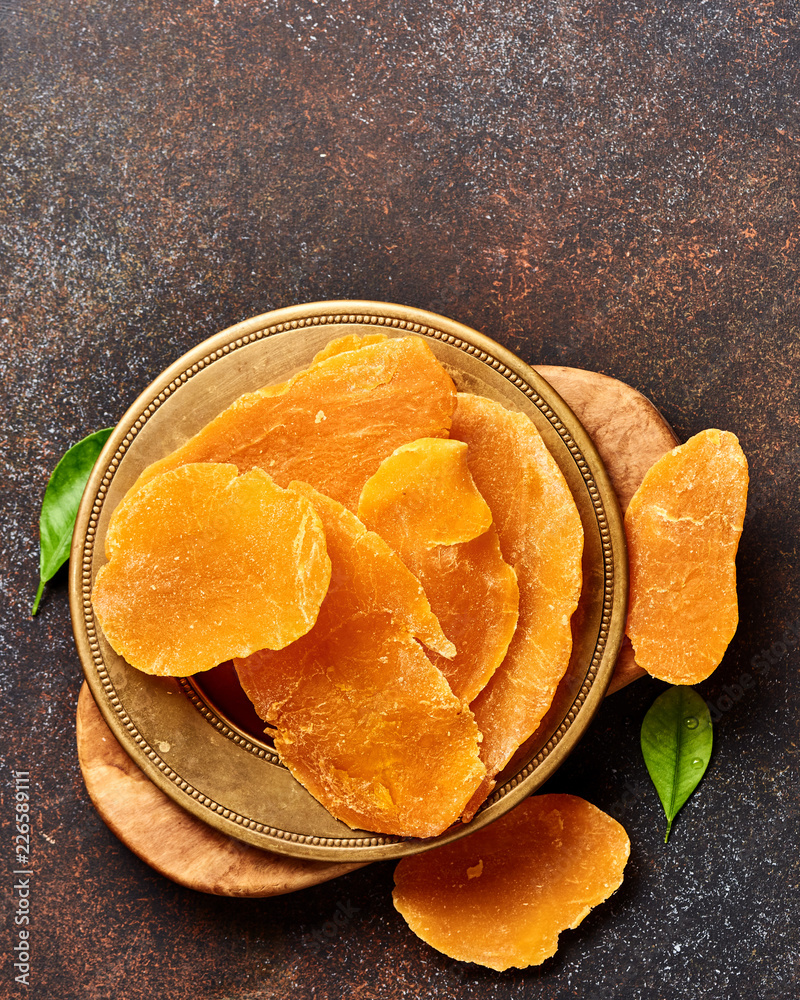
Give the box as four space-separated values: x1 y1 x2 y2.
1 0 798 998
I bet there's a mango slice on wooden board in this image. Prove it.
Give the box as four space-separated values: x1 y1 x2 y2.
393 794 630 971
91 464 331 676
234 483 486 839
130 335 457 513
625 428 748 684
450 395 584 817
358 438 519 704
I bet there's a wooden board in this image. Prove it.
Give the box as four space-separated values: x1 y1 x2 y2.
76 367 677 896
76 683 368 896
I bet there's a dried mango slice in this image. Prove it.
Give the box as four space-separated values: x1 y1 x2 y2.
235 483 485 839
393 794 630 971
450 394 583 817
358 438 519 704
131 335 456 513
625 428 748 684
91 464 331 676
358 438 492 547
311 331 388 364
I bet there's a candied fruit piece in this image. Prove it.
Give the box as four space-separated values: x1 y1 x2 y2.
393 794 630 971
235 483 485 839
625 428 748 684
358 438 519 704
450 395 583 817
131 335 456 512
311 331 389 364
358 438 492 547
535 364 682 693
91 464 331 676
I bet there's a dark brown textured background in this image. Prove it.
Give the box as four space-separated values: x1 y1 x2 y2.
2 1 799 998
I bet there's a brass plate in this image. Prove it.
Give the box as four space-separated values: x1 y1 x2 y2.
70 300 628 862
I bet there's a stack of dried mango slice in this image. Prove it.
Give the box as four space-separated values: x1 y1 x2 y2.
92 333 585 838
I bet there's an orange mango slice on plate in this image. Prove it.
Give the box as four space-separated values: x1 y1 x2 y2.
310 331 389 363
131 335 456 513
358 438 519 704
234 482 485 839
91 464 331 676
450 394 584 818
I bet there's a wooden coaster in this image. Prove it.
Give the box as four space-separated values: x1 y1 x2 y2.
76 367 676 896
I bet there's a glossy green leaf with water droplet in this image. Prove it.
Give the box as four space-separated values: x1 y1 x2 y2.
32 427 114 616
640 686 713 843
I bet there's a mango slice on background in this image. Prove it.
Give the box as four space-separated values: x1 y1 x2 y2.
234 483 486 839
450 394 584 818
358 438 519 704
91 464 331 676
625 428 748 684
393 794 630 970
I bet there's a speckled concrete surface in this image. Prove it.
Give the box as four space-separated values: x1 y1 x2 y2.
1 1 799 998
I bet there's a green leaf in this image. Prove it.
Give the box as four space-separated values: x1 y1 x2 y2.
32 427 114 616
640 686 713 843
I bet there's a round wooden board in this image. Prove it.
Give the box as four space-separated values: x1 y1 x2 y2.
76 683 368 896
76 366 677 896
